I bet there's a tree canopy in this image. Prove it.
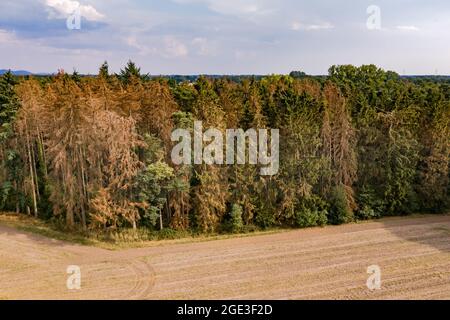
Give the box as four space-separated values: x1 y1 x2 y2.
0 63 448 233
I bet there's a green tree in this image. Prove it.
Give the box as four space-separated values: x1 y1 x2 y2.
0 71 19 136
99 61 109 79
136 162 174 229
118 60 149 84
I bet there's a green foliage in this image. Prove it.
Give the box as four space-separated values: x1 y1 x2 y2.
171 83 198 113
295 208 328 228
99 61 109 78
136 162 174 228
255 204 277 229
289 70 307 79
118 60 149 84
0 181 13 209
316 210 328 226
294 196 328 228
1 62 448 235
356 186 383 219
172 111 194 129
356 206 378 220
223 204 244 233
329 185 353 225
383 126 420 215
0 71 19 134
143 133 165 163
71 69 82 83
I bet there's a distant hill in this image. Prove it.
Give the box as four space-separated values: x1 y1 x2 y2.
0 69 33 76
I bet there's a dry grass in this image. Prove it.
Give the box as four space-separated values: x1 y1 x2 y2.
0 212 284 250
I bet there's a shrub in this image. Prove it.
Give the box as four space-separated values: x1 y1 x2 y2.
295 208 329 228
356 205 378 220
255 206 276 229
329 185 353 225
225 204 244 233
356 186 383 219
295 208 318 228
316 210 328 226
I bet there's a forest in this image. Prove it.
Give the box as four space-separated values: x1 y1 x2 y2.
0 62 448 235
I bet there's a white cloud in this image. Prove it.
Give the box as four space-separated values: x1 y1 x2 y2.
234 49 257 60
396 25 420 31
291 22 301 31
208 0 261 15
306 23 334 31
45 0 104 21
164 37 188 58
125 34 156 56
123 32 189 58
0 29 17 43
192 37 215 56
290 21 334 31
172 0 272 16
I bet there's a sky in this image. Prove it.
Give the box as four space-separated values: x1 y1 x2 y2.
0 0 449 75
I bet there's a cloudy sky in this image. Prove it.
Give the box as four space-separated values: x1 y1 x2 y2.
0 0 449 75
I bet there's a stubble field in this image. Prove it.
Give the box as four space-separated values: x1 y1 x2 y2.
0 214 449 300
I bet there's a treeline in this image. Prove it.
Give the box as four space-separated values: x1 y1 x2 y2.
0 62 448 233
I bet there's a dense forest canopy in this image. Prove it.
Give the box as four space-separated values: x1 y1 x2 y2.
0 62 448 234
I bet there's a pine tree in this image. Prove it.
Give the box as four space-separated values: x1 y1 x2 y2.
99 61 109 79
191 77 229 232
118 60 149 84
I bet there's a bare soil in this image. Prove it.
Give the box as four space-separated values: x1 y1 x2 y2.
0 215 449 299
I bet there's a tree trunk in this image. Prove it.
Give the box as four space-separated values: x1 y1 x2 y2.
25 124 38 218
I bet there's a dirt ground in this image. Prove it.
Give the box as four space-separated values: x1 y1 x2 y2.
0 215 449 300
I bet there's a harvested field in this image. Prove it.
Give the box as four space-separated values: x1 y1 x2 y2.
0 215 449 299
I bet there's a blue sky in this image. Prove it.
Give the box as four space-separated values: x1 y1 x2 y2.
0 0 449 75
